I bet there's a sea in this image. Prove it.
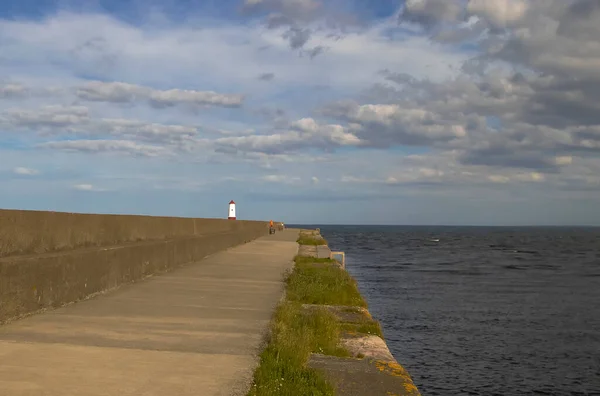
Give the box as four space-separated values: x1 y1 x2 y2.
293 225 600 396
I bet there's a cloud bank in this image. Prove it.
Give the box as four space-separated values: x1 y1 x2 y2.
0 0 599 225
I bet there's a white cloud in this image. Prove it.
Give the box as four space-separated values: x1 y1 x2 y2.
0 83 28 97
71 183 108 192
2 105 90 129
555 156 573 166
41 140 171 157
341 175 378 183
261 174 301 184
516 172 545 182
262 174 286 182
149 88 244 108
76 81 245 108
0 105 201 147
466 0 529 28
324 102 468 147
215 117 362 154
13 167 39 175
98 118 198 142
75 81 144 103
488 175 510 183
73 183 94 191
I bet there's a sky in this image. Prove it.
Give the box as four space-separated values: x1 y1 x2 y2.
1 0 599 226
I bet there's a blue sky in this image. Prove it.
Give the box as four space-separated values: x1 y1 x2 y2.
1 0 599 225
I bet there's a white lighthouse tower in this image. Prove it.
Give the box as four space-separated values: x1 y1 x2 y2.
228 200 236 220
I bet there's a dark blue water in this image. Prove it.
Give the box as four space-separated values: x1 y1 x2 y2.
296 225 600 396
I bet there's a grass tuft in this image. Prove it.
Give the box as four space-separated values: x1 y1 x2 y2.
248 239 380 396
296 236 328 246
286 257 367 308
340 320 384 338
296 230 328 246
293 256 336 266
248 302 347 396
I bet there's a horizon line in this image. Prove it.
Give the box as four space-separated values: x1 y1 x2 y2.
286 223 600 228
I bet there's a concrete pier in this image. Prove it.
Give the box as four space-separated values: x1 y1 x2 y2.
0 230 299 396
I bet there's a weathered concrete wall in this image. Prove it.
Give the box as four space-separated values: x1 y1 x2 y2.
0 209 262 258
0 209 268 324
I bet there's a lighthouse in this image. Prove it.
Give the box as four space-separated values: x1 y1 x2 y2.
228 200 236 220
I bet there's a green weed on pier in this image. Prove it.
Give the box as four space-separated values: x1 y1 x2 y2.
248 253 377 396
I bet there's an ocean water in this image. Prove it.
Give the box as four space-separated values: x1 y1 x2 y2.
298 225 600 396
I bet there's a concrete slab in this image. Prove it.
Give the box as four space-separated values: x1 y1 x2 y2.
297 244 332 259
0 230 300 396
317 245 332 259
308 354 421 396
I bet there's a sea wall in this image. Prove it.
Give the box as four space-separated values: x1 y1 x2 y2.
300 229 421 396
0 209 269 324
0 209 263 258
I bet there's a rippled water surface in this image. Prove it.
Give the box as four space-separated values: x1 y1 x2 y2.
298 225 600 396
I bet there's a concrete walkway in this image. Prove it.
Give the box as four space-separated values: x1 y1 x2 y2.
0 229 299 396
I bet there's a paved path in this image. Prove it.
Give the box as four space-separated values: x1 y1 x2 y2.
0 229 299 396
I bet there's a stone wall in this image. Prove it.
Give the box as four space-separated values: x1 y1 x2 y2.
0 209 268 323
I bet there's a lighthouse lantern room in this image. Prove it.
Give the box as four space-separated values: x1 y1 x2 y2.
228 200 236 220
